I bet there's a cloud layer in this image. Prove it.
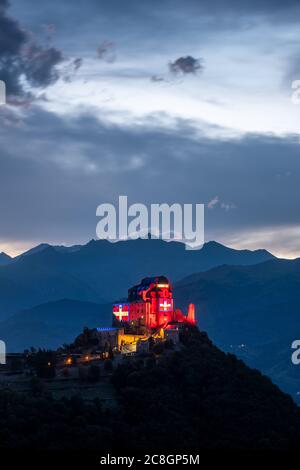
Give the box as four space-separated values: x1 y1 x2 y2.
0 106 300 257
1 0 300 257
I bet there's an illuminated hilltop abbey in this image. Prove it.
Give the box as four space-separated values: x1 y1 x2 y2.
110 276 196 353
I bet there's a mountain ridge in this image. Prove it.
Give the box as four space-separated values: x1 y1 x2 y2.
0 238 275 320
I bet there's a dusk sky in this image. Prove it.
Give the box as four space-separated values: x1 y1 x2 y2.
1 0 300 257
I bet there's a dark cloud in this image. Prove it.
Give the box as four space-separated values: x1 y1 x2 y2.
150 75 166 83
62 57 83 83
96 41 116 63
0 0 63 101
169 56 203 75
73 57 83 71
22 43 63 87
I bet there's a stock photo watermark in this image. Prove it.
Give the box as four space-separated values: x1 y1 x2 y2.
0 340 6 365
0 80 6 105
96 196 205 250
291 340 300 365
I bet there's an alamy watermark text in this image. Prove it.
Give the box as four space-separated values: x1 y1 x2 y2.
96 196 204 250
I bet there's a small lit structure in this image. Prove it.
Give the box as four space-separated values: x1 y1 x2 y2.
96 327 119 350
118 331 146 353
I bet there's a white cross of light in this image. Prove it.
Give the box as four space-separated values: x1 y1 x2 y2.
114 305 129 320
160 300 172 311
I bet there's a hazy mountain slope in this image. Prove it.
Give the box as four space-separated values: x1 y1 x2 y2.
0 299 111 351
174 258 300 402
0 259 103 321
0 252 12 266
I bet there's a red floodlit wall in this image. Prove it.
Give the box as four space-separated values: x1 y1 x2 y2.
187 303 196 324
112 277 196 329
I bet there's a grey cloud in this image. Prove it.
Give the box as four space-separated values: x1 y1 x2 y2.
96 41 116 63
62 57 83 83
9 0 300 90
73 57 83 71
22 43 63 87
0 106 300 248
169 56 203 75
0 0 64 101
150 75 166 83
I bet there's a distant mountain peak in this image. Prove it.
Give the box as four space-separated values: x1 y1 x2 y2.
203 240 274 258
203 241 228 250
18 243 83 260
18 243 52 258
